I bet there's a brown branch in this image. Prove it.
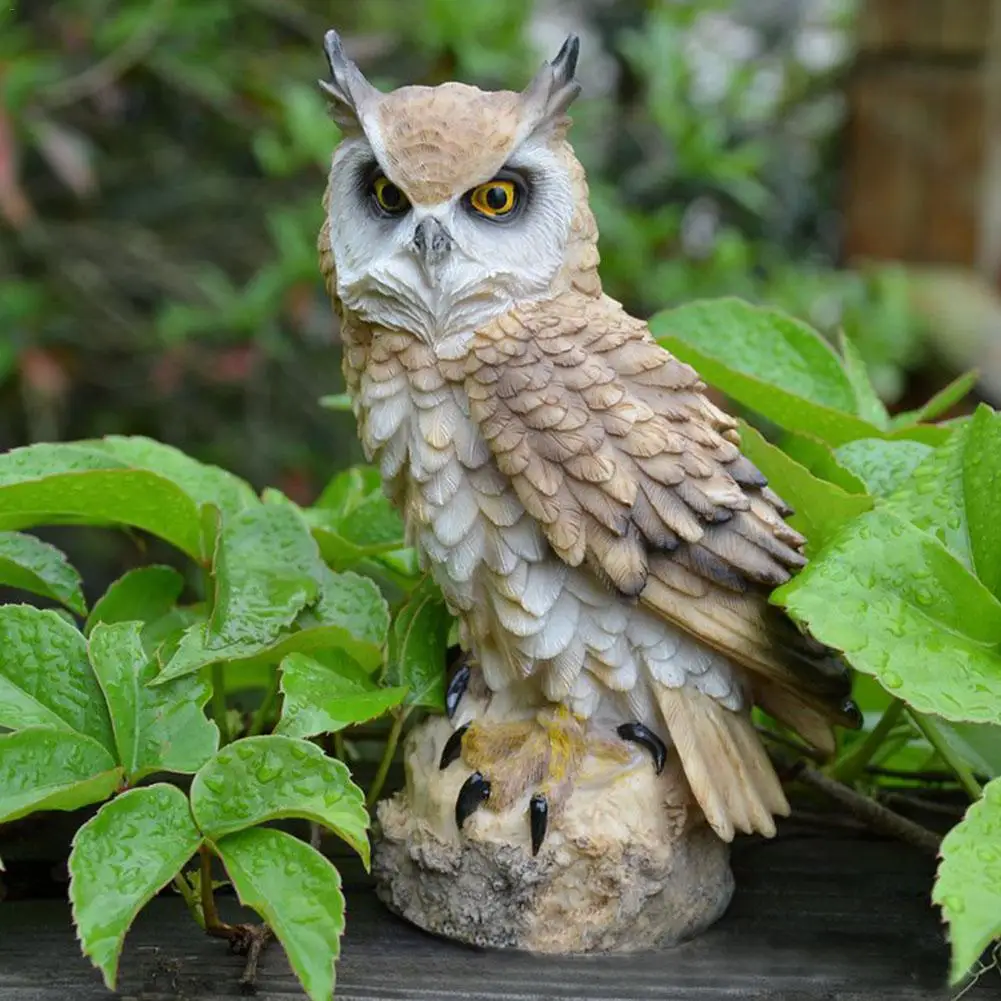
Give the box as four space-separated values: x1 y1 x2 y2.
238 925 274 995
791 763 943 856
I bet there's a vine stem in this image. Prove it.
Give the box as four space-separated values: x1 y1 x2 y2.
367 707 411 808
247 672 280 737
831 699 905 784
908 710 983 801
199 845 235 941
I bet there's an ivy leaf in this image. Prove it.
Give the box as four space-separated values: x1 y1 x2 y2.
838 332 890 429
0 531 85 614
962 405 1001 600
651 298 883 445
216 828 345 1001
892 370 979 427
0 443 205 558
88 622 218 782
0 727 122 823
737 422 871 550
158 565 387 682
276 651 408 739
834 439 934 499
85 565 185 637
386 576 450 712
0 605 114 751
773 509 1001 725
933 777 1001 983
69 784 202 990
882 426 972 568
82 436 257 521
157 505 327 681
190 735 370 866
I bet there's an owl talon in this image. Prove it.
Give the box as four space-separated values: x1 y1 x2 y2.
445 661 471 720
455 771 491 832
529 793 548 856
617 722 667 774
439 723 469 770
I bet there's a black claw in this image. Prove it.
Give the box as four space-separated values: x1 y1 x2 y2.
455 772 491 831
529 793 548 856
439 723 469 770
445 661 471 720
617 722 668 774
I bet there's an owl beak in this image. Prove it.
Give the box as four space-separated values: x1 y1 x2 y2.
411 216 453 276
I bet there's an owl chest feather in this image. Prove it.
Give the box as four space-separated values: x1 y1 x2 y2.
343 316 742 719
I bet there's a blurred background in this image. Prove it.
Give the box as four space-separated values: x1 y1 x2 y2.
2 0 1000 586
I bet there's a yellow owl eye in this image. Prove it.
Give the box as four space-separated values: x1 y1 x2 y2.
468 179 519 218
372 175 409 214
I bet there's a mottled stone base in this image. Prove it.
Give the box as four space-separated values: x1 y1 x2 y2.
373 715 734 954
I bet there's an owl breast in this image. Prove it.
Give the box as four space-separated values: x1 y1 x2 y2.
343 316 743 722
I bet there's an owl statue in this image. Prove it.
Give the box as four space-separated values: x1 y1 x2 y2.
317 31 858 863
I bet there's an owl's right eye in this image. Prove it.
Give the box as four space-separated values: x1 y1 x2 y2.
371 176 409 215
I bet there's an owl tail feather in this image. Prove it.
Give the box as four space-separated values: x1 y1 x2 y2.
655 685 790 842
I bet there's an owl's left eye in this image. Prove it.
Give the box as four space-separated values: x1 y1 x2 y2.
371 175 410 215
466 178 520 219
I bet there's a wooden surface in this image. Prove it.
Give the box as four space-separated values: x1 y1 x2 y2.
2 827 1000 1000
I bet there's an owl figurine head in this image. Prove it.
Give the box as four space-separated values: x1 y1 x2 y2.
319 30 594 346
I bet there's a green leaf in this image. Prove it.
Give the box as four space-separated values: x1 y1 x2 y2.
0 443 206 558
962 405 1001 600
157 505 327 681
216 828 345 1001
190 735 369 866
939 723 1001 779
882 426 972 568
893 370 978 426
778 432 869 495
737 422 872 550
83 436 258 520
69 784 202 990
89 622 219 781
838 332 890 429
0 606 114 751
833 438 934 499
304 469 406 568
933 777 1001 983
319 392 353 411
651 298 883 445
386 577 450 712
85 566 185 637
0 531 86 614
0 727 121 823
773 509 1001 725
276 651 407 739
159 567 388 683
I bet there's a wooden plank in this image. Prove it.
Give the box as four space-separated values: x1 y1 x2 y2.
1 831 999 1000
858 0 995 56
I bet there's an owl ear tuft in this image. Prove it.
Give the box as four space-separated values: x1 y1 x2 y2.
520 34 582 138
319 29 380 131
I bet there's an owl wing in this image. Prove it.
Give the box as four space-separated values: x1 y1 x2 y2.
463 292 856 748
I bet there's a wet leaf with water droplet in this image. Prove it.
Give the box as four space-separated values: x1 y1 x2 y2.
216 827 344 1001
737 422 872 551
0 605 114 750
85 566 185 637
933 777 1001 983
834 438 933 499
962 405 1001 601
191 735 369 866
0 727 121 823
276 650 407 739
774 510 1001 724
88 621 218 782
386 576 450 712
69 783 202 990
156 504 327 681
0 531 85 615
651 298 883 445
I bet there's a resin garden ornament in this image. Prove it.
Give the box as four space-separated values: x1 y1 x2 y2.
317 28 859 952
